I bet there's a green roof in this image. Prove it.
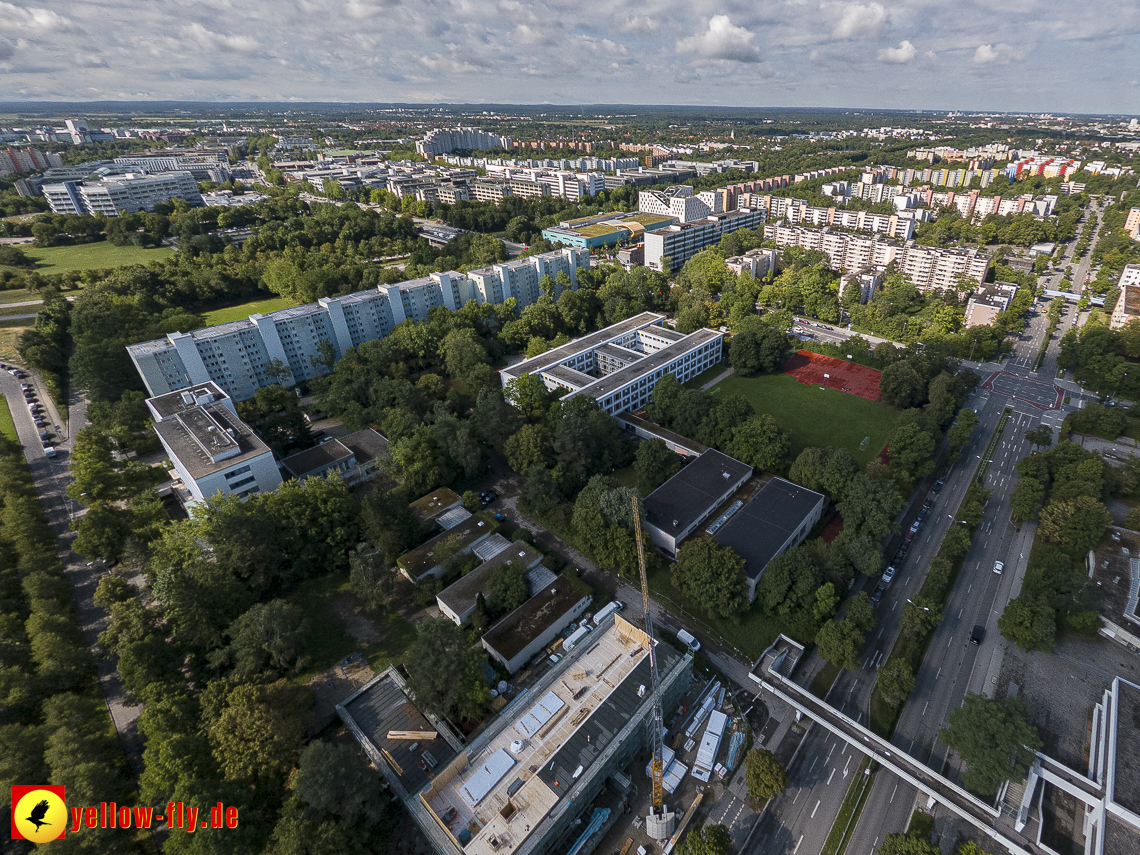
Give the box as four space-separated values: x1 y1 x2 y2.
626 213 674 226
576 224 622 237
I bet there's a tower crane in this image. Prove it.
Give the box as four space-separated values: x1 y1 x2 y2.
632 495 676 840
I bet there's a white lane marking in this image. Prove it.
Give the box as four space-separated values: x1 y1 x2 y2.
828 767 835 785
811 800 821 818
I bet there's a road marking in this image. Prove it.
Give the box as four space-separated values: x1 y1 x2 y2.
890 783 899 803
827 768 835 785
948 637 952 647
811 800 821 818
792 789 799 804
828 742 835 758
923 702 928 716
793 835 803 854
958 609 963 618
876 628 883 639
843 757 851 777
937 667 942 679
810 757 818 772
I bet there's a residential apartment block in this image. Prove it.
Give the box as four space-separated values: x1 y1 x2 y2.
501 312 724 416
1110 265 1140 330
128 247 589 402
764 225 990 290
643 209 767 272
416 127 512 156
0 146 61 177
42 171 203 216
145 382 282 510
964 283 1020 327
1126 208 1140 240
638 187 710 223
725 248 779 278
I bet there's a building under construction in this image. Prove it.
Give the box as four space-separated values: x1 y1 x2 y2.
341 613 693 855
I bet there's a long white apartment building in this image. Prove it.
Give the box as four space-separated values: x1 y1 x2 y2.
42 170 203 216
501 312 724 416
644 208 767 272
638 187 711 223
145 382 281 510
128 247 589 402
416 127 512 156
764 224 990 290
782 203 915 240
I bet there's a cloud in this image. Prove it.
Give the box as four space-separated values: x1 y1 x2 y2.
181 23 260 53
677 15 764 63
831 2 888 39
877 39 916 63
972 42 1023 63
0 2 72 34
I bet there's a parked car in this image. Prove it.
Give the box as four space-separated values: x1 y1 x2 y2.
970 625 985 645
923 496 934 510
916 508 927 522
882 565 896 585
909 520 921 534
480 490 498 505
897 540 910 557
993 560 1004 575
932 479 944 494
870 582 887 605
42 446 56 458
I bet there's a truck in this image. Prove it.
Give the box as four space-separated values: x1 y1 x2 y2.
563 625 591 651
593 601 624 626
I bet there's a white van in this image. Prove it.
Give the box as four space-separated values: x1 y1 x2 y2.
676 628 700 651
593 601 624 627
42 446 56 458
563 625 591 652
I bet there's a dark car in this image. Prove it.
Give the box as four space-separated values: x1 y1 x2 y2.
870 583 887 605
970 625 985 645
932 479 944 494
923 496 934 510
916 508 927 522
480 490 498 505
897 540 910 556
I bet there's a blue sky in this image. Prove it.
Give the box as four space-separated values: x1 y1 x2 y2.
1 0 1138 113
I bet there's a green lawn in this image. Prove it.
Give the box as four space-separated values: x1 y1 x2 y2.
22 241 173 273
712 372 899 467
201 296 297 327
683 363 733 390
0 398 17 443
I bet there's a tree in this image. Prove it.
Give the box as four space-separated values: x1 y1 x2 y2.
946 409 979 459
471 387 522 451
349 548 398 612
486 563 529 617
728 415 789 471
899 597 941 639
671 539 749 619
675 823 733 855
879 361 926 409
816 617 864 670
1025 424 1053 449
361 487 423 563
1010 478 1046 523
403 617 491 721
634 439 681 494
519 466 561 516
743 748 787 801
876 831 941 855
788 446 860 497
877 658 916 708
505 423 554 473
205 679 312 785
1038 495 1111 553
504 373 553 421
220 599 310 677
812 582 840 622
290 741 388 828
938 693 1042 795
729 327 791 376
888 422 937 481
998 595 1056 651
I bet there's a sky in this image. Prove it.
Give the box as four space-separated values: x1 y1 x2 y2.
1 0 1139 114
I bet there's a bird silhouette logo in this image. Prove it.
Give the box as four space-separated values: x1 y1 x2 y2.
11 785 67 842
26 800 51 831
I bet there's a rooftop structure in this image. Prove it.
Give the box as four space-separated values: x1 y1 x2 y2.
436 541 545 626
541 212 675 250
643 450 753 557
481 577 591 673
410 487 463 523
398 517 497 581
501 313 724 417
964 282 1020 328
279 431 387 485
406 615 692 855
146 383 281 509
713 477 825 600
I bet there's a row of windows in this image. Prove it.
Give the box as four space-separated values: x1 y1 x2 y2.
224 465 252 480
228 475 256 490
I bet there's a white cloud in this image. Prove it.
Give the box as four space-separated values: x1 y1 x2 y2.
181 23 260 53
831 2 888 39
0 2 73 33
677 15 764 63
877 39 915 63
972 42 1023 63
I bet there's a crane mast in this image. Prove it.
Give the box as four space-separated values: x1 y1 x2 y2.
632 496 675 840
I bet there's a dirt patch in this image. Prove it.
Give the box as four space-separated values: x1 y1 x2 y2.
819 512 845 544
331 593 383 644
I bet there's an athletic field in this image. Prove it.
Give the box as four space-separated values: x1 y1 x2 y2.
711 371 898 466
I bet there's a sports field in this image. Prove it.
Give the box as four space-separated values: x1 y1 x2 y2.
22 242 173 273
201 296 297 326
711 371 898 466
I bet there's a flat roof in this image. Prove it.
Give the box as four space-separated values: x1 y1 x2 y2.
567 329 723 404
436 541 543 619
341 670 456 795
426 617 683 855
410 487 461 521
1113 679 1140 815
644 450 753 537
482 576 590 662
154 402 272 480
714 477 825 580
505 312 665 378
340 427 389 465
399 517 496 577
281 438 355 478
147 381 229 419
544 364 596 390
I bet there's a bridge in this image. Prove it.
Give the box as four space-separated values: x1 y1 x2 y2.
747 642 1139 855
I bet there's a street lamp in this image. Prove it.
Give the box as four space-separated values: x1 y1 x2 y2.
906 599 931 612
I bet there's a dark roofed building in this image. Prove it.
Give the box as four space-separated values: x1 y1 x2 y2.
436 541 544 625
281 438 357 482
643 449 752 556
714 477 825 601
481 579 591 673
